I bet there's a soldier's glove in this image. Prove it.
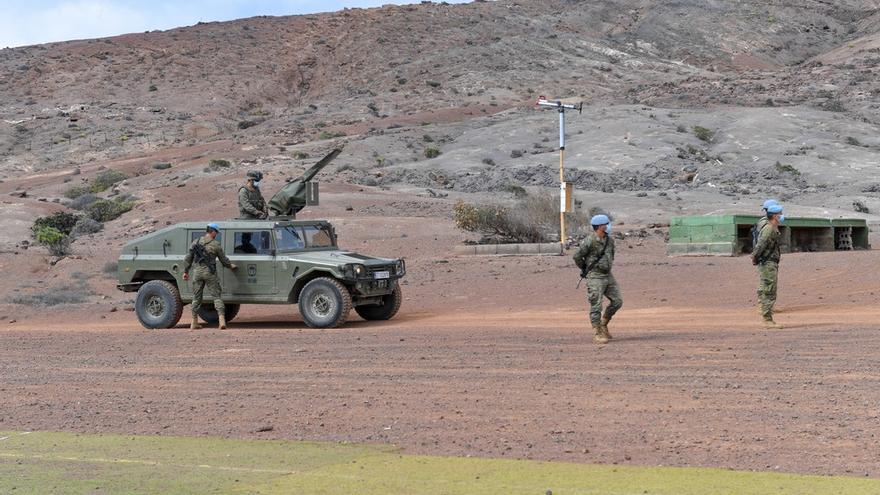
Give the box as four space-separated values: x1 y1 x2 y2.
182 272 189 281
230 264 238 271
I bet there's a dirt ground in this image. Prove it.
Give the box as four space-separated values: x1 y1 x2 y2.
4 0 880 485
2 232 879 478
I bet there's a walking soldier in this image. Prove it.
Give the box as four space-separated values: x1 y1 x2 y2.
574 214 624 344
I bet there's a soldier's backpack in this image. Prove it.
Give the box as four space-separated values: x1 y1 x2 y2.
750 223 760 251
189 241 216 274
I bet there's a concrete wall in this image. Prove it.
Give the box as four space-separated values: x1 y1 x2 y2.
454 243 563 256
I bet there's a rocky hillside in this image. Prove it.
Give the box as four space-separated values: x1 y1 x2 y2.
2 0 879 175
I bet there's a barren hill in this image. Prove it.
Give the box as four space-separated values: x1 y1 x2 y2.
1 0 880 259
2 0 879 173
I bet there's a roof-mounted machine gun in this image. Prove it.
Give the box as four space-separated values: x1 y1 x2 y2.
268 148 342 218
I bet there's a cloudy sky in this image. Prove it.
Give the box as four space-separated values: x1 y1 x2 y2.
1 0 472 48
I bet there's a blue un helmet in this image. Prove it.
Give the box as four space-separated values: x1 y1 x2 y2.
766 204 785 223
590 214 612 233
206 223 221 233
590 214 610 226
762 199 778 211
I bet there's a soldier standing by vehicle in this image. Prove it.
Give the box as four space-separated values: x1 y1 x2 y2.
183 223 237 329
574 214 623 344
239 171 268 219
752 204 784 329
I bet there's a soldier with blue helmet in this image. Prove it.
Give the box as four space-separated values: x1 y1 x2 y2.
755 199 778 235
751 199 778 312
183 223 238 329
752 203 784 328
573 214 623 343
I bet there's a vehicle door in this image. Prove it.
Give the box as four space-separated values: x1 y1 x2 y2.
224 229 277 297
179 229 205 300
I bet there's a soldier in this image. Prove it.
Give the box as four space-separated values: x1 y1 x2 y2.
751 204 784 328
573 214 623 344
239 170 268 219
183 223 237 329
234 232 258 254
752 199 778 313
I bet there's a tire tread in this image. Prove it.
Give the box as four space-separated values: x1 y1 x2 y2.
299 277 352 328
136 280 183 329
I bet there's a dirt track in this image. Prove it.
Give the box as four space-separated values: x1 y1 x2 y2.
3 239 880 478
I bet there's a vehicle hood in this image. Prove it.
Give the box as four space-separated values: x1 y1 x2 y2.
278 250 396 267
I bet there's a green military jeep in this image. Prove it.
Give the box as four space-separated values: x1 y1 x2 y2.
116 149 406 329
117 219 405 329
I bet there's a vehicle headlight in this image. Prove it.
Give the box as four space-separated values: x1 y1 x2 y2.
395 259 406 276
343 263 367 279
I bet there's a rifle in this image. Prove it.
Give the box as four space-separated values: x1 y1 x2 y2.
576 236 609 289
190 241 216 274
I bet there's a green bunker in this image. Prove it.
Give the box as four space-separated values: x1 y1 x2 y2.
667 215 870 256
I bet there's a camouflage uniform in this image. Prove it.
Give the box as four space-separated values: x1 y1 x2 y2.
574 233 623 327
751 222 781 321
238 186 267 219
184 235 233 318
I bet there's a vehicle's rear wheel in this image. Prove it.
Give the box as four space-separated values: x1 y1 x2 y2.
355 282 403 321
299 277 352 328
197 304 241 326
135 280 184 329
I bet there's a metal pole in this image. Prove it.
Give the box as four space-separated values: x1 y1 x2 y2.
559 108 565 249
535 97 582 251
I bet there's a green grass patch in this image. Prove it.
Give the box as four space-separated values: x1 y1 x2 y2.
1 431 879 494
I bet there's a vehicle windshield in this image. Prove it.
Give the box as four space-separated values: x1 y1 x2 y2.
274 225 335 251
302 225 336 248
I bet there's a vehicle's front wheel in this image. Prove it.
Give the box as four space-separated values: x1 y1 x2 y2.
299 277 352 328
197 304 240 326
355 282 403 321
135 280 184 329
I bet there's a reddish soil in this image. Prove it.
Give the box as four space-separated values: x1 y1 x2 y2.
2 235 879 478
3 0 880 481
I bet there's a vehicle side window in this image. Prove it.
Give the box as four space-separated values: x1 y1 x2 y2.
233 231 272 255
275 227 305 251
190 231 201 243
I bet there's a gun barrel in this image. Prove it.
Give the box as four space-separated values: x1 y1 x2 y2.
267 148 343 217
299 148 343 182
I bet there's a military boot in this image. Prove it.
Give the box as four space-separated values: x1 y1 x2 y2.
592 324 609 344
600 317 613 340
190 316 201 330
218 313 227 330
762 318 783 329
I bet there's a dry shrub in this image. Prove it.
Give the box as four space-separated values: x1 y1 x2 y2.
453 192 590 243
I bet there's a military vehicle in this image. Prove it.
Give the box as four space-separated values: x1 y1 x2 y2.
117 149 406 329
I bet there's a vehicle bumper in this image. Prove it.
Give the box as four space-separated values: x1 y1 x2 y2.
117 282 144 292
